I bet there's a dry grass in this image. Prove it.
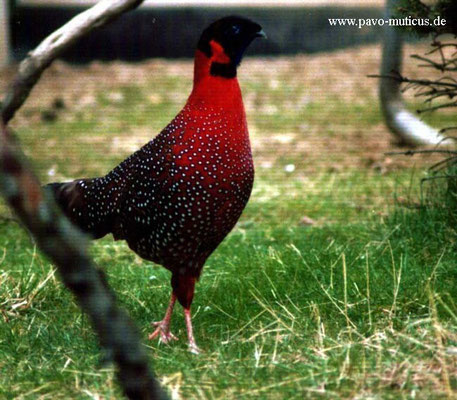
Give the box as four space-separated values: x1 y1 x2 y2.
1 42 457 398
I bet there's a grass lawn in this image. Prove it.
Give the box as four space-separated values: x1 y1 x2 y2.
1 43 457 399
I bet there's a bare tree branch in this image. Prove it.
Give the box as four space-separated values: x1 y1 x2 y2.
385 149 457 156
411 54 457 72
0 125 166 399
372 73 457 90
1 0 144 124
0 1 169 398
377 0 453 147
439 127 457 133
386 148 457 173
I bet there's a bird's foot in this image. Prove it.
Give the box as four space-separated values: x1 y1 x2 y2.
188 342 201 355
148 321 178 344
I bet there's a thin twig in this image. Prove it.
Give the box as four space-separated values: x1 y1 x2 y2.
439 127 457 133
430 156 457 173
417 100 457 113
385 150 457 156
372 73 457 89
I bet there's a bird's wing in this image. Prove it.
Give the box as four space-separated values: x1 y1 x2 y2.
106 125 180 239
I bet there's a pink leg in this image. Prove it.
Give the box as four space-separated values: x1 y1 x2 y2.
148 293 178 343
184 307 200 354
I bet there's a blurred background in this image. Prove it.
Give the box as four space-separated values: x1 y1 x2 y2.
1 0 446 225
3 0 386 62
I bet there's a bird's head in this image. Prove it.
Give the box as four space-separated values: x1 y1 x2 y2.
197 16 266 79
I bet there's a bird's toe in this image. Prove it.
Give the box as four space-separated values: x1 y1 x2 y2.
148 322 178 344
188 343 201 355
162 331 178 343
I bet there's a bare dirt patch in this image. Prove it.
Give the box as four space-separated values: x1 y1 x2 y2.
0 42 453 176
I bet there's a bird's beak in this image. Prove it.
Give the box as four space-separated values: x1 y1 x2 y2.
255 29 267 39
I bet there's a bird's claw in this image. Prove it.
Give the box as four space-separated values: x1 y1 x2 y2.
148 321 178 344
188 343 201 355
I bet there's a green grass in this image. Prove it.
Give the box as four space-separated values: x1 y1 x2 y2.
1 201 456 399
1 55 457 399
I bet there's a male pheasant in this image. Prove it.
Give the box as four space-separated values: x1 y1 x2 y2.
47 16 265 354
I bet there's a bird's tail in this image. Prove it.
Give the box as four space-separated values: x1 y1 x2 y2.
45 179 112 239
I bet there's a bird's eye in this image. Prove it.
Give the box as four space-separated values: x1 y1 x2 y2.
229 25 241 35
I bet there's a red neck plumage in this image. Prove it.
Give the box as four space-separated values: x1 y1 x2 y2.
189 49 243 110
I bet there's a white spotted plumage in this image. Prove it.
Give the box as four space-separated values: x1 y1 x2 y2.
48 15 264 353
66 100 253 275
